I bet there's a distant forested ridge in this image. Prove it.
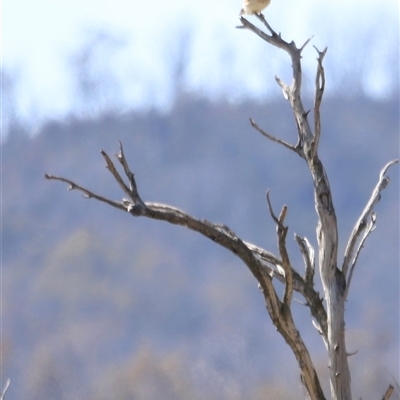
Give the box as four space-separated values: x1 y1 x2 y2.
3 95 398 399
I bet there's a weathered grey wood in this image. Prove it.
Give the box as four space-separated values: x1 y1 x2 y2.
342 159 398 299
0 379 10 400
382 385 394 400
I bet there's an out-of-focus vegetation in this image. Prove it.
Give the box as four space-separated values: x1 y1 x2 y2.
2 92 399 398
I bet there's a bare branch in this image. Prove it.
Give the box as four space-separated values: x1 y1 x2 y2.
274 75 290 100
312 319 324 337
249 118 297 152
247 240 327 339
266 192 293 306
313 46 328 156
116 141 138 193
299 36 314 53
151 196 324 396
238 16 297 56
115 142 147 212
254 14 313 55
343 213 376 300
342 159 399 278
44 174 126 211
46 163 325 331
245 242 327 342
346 349 359 357
46 164 278 303
238 16 314 154
244 242 282 267
100 150 141 207
295 234 315 285
0 379 10 400
255 13 277 35
381 384 394 400
266 190 280 226
143 200 281 310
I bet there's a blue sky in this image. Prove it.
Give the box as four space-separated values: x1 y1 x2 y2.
2 0 399 131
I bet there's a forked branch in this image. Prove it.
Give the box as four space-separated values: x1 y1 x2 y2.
342 159 399 280
238 16 316 158
45 145 321 315
46 143 325 398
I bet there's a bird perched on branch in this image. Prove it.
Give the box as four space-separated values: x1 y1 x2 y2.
239 0 271 15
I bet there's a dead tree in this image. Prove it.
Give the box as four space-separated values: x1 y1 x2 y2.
45 15 398 400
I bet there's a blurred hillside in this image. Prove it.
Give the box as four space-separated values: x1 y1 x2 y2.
2 94 399 399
